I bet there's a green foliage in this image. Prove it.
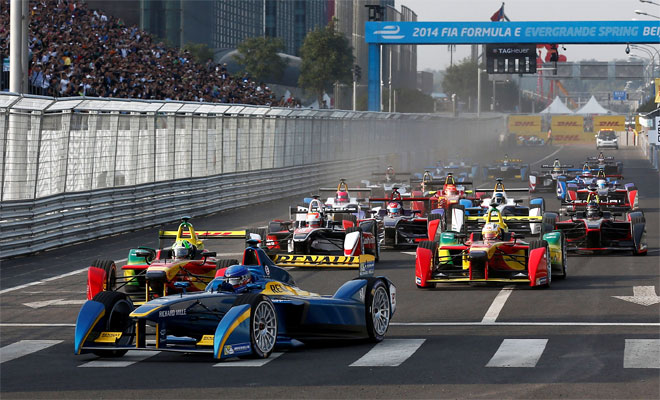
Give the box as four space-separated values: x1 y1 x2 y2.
442 59 481 103
182 42 214 64
299 19 354 102
234 37 287 81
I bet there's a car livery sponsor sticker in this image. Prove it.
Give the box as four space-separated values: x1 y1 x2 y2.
536 277 547 286
360 260 375 276
415 276 422 285
390 284 397 313
223 342 251 356
159 309 187 318
94 332 122 343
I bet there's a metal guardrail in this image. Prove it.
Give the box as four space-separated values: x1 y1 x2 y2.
0 158 377 258
0 93 505 259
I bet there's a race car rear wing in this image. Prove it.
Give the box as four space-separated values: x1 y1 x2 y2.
272 254 376 275
158 230 247 249
541 164 574 169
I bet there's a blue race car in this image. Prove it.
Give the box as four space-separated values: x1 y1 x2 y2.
74 244 395 360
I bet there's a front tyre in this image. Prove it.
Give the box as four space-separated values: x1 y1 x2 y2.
365 279 391 342
90 291 134 357
233 294 278 358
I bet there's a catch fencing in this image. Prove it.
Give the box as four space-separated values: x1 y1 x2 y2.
0 93 504 258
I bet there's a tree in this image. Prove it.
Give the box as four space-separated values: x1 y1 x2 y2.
442 59 481 105
182 42 214 64
234 37 287 82
299 19 354 104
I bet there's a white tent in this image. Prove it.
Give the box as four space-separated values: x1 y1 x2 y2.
575 95 611 115
539 96 573 114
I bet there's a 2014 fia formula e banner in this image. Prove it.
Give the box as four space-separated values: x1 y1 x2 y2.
593 115 626 131
508 115 542 134
366 21 660 44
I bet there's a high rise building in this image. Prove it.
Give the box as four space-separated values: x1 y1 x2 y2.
330 1 418 110
86 0 326 57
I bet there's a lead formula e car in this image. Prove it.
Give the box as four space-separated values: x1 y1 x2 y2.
415 206 567 288
74 247 395 361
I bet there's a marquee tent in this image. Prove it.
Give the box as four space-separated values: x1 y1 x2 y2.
575 96 611 115
540 97 574 114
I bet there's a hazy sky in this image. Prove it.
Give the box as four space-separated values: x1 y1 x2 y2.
397 0 660 71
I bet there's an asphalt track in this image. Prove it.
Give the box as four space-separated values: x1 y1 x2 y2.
1 144 658 399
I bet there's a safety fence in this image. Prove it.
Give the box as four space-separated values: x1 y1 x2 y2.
0 93 505 258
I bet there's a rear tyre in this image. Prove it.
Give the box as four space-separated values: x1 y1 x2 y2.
541 213 558 236
365 279 391 342
215 259 240 274
91 259 117 292
90 291 134 357
232 294 277 359
529 240 551 288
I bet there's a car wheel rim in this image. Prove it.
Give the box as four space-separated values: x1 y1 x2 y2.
372 286 390 336
253 301 276 353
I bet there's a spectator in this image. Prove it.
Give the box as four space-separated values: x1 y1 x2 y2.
0 0 276 106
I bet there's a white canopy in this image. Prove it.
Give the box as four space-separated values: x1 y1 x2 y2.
575 96 611 115
539 96 573 114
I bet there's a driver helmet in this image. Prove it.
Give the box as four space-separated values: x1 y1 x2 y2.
482 222 502 241
586 201 600 220
552 159 561 172
598 152 605 161
387 202 401 217
172 240 193 260
445 184 458 197
596 179 607 190
335 191 349 204
386 166 395 181
224 265 251 292
306 211 322 228
492 192 505 206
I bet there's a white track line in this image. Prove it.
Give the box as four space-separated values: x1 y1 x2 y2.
624 339 660 369
391 322 660 327
481 286 514 323
0 340 63 364
350 339 425 367
79 350 159 368
214 352 284 367
530 145 565 166
0 323 76 327
0 257 128 295
486 339 548 367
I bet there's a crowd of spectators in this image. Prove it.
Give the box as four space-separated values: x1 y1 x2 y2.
0 0 277 105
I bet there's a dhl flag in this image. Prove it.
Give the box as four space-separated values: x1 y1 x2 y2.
508 115 542 134
551 116 584 134
593 115 625 131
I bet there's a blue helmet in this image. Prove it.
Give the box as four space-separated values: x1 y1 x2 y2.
493 192 505 205
224 265 251 292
